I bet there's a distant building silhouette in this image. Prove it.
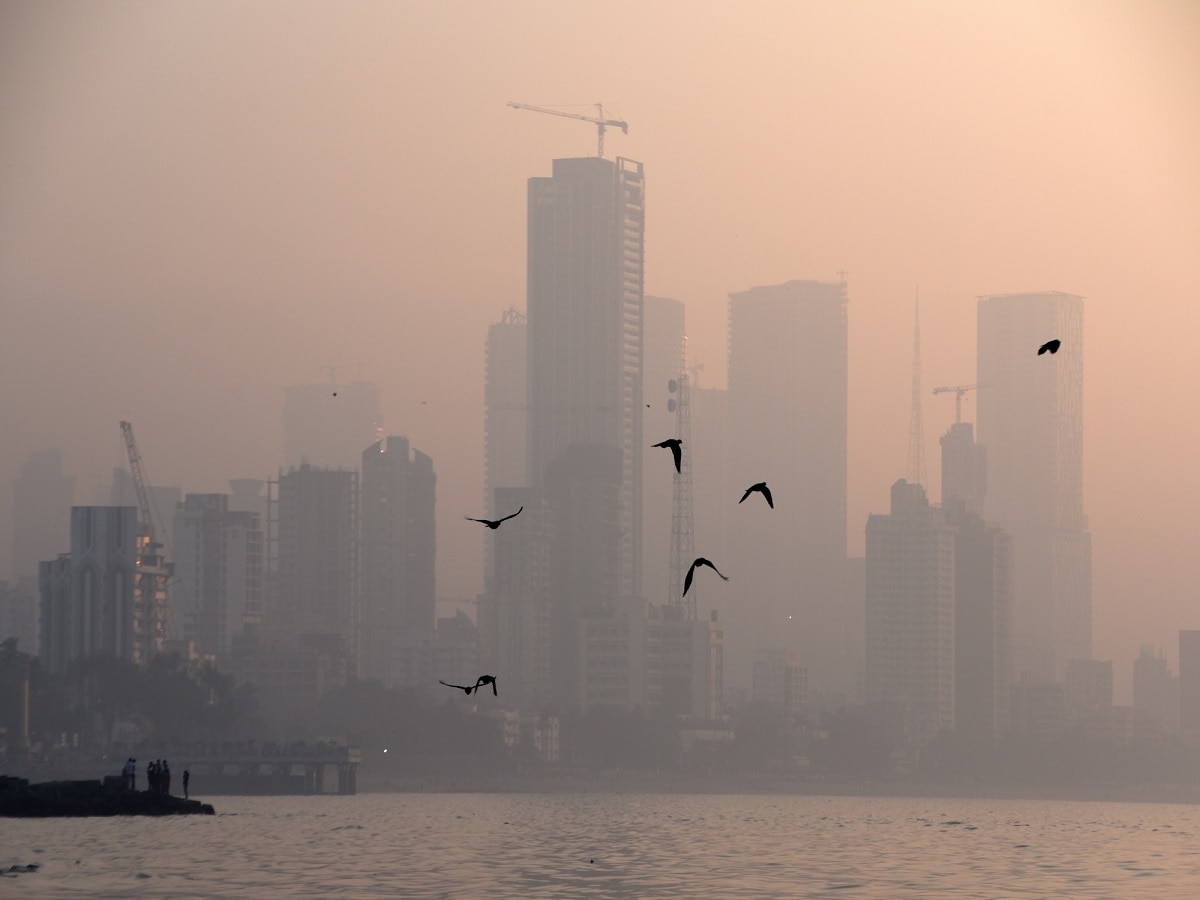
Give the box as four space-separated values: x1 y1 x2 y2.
282 380 382 471
1179 631 1200 745
643 296 686 609
477 486 552 712
359 436 436 686
945 499 1012 744
1008 679 1065 740
39 507 138 673
939 422 987 517
271 464 358 678
728 279 848 698
0 579 38 655
1132 645 1179 736
526 155 646 708
866 480 955 748
172 494 263 658
977 291 1090 682
1064 658 1113 724
484 308 528 589
10 449 74 583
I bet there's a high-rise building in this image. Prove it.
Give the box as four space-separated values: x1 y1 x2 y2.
977 291 1090 682
484 308 528 588
1179 631 1200 744
0 579 38 654
1064 658 1113 723
526 155 645 603
727 279 848 696
10 449 74 582
38 507 138 673
272 465 358 675
477 486 552 712
526 155 645 708
1132 645 1179 735
865 480 955 748
172 494 263 658
939 422 987 516
945 499 1012 744
360 436 436 686
283 380 382 471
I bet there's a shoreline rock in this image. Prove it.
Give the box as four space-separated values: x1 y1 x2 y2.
0 775 215 817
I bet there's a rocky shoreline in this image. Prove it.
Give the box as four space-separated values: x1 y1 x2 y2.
0 775 215 817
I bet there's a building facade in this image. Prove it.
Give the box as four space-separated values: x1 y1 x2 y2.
172 493 264 659
526 155 645 709
977 291 1090 682
359 436 436 686
727 279 848 697
272 465 358 676
38 507 137 673
10 449 74 583
484 308 528 589
865 480 955 749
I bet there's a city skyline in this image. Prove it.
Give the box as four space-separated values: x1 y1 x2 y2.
2 1 1198 702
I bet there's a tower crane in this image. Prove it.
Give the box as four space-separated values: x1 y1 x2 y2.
931 384 980 424
508 101 628 157
120 420 159 542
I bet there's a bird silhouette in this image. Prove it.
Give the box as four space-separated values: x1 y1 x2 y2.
652 438 683 473
683 557 729 596
1037 339 1061 355
464 507 523 529
438 676 497 696
739 482 773 508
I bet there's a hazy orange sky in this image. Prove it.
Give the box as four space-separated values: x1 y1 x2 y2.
2 0 1198 696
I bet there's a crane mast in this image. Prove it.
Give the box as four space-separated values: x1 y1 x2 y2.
118 420 171 662
931 384 981 424
508 101 629 157
120 421 157 540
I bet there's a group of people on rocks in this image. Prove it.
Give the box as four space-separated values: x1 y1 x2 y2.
120 757 190 798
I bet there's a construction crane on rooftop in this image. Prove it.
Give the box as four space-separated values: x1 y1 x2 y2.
508 101 628 158
931 384 981 424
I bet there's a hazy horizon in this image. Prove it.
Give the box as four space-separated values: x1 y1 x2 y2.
2 0 1198 699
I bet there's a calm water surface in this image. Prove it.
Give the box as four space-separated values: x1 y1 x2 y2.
3 792 1200 897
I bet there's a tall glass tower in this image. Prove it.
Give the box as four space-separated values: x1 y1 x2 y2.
977 291 1090 681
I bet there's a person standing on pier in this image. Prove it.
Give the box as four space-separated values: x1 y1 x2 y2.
162 760 171 796
183 769 190 799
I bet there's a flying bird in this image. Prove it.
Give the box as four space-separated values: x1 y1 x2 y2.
439 675 498 696
739 482 774 508
683 557 729 596
652 438 683 473
464 507 523 529
1037 339 1061 355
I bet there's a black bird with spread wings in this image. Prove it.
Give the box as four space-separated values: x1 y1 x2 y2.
439 675 498 696
652 438 683 473
683 557 729 597
464 507 523 529
739 482 773 508
1037 339 1061 355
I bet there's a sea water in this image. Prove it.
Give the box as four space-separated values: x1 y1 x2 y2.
4 792 1200 897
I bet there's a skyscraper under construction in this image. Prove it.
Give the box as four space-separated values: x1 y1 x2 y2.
526 155 645 708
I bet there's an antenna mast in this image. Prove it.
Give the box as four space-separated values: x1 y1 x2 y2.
906 295 927 487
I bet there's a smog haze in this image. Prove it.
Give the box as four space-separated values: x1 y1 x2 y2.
2 0 1198 695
